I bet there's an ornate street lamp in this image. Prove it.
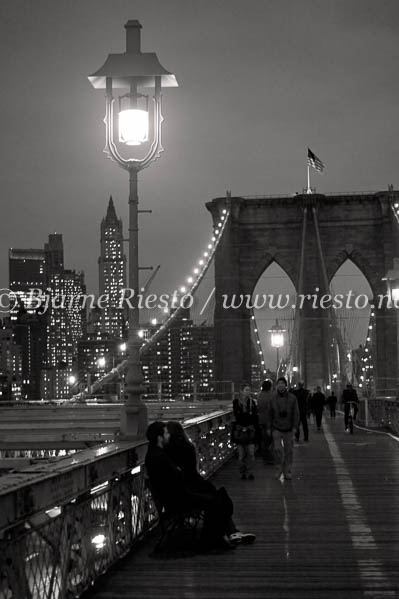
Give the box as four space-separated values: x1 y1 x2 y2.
88 20 178 438
269 319 286 379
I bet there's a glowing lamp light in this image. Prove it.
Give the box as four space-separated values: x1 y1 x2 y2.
271 332 284 348
119 342 127 352
98 357 106 368
391 286 399 302
119 108 149 145
293 366 298 372
68 375 76 385
91 534 106 550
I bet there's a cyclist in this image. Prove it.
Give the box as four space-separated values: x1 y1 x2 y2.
341 383 359 432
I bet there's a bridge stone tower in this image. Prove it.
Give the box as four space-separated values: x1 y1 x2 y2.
206 191 399 393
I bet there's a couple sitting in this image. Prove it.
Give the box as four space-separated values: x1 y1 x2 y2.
145 420 256 551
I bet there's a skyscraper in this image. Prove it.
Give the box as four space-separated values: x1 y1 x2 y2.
9 248 46 320
98 197 127 339
9 234 86 400
44 266 86 399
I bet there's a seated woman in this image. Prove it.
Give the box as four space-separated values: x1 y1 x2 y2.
166 420 216 494
165 420 256 546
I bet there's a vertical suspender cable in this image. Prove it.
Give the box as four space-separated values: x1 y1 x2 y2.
312 206 347 385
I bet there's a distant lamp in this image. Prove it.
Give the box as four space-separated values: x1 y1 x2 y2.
269 320 286 378
68 375 77 385
119 342 127 353
98 357 106 368
391 283 399 302
269 320 286 349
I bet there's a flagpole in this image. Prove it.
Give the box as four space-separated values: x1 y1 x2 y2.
306 164 312 194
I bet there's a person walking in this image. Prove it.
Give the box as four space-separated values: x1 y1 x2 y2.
292 381 310 442
266 377 299 481
257 380 274 464
327 391 337 418
232 383 258 480
312 386 326 430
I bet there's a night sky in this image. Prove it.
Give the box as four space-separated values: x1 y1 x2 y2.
1 0 398 301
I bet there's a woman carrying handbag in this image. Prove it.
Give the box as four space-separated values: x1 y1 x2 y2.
232 383 259 480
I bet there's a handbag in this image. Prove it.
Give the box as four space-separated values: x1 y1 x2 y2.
232 423 256 445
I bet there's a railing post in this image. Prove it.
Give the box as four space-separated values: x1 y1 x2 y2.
193 382 198 401
157 382 162 401
364 398 369 427
231 381 235 401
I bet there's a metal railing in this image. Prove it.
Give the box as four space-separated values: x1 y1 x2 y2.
358 397 399 436
0 409 235 599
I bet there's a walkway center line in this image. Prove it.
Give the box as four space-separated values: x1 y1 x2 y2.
323 421 395 597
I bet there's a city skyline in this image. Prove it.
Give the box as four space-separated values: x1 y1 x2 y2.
0 0 398 298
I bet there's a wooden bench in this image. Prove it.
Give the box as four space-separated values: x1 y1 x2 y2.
146 478 204 553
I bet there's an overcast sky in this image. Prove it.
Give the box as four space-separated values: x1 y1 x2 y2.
0 0 398 300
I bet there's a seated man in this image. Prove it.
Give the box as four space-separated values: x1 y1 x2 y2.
145 421 256 551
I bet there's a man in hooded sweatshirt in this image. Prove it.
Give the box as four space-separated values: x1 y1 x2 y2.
267 377 299 481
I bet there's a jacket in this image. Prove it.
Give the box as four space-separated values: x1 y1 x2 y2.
257 389 273 425
233 396 259 427
267 391 300 432
341 387 359 404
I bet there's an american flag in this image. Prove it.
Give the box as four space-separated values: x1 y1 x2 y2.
308 148 324 172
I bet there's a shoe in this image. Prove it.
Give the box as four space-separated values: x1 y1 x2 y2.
220 535 236 550
275 471 282 480
247 473 255 480
230 532 256 545
240 473 247 480
345 428 349 433
284 473 292 480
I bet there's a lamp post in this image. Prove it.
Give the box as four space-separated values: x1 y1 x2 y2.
269 319 286 380
89 20 178 438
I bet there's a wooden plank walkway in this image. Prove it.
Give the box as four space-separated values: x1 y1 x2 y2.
83 414 399 598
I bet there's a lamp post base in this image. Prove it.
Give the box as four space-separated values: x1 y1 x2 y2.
119 400 148 440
